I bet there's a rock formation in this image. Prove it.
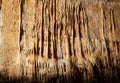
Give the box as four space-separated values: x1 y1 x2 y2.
0 0 120 83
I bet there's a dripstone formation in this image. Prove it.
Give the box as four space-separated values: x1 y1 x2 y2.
0 0 120 83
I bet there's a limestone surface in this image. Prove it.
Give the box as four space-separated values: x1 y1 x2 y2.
0 0 120 83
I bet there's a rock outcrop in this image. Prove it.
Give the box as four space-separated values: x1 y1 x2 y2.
0 0 120 83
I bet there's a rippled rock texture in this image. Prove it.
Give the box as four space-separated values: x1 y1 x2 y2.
0 0 120 83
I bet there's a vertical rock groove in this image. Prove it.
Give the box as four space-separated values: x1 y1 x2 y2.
0 0 120 83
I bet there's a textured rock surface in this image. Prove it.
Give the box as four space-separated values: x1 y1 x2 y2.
0 0 120 83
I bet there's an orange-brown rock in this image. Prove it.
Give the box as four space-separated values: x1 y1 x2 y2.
0 0 120 83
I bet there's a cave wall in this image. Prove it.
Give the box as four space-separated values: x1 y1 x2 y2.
0 0 120 83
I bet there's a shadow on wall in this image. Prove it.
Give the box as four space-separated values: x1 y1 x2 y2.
0 66 120 83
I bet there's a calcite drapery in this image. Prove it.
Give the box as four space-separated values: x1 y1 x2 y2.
0 0 120 83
